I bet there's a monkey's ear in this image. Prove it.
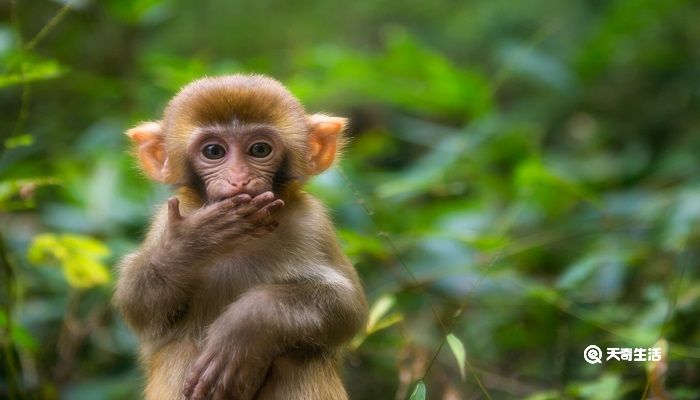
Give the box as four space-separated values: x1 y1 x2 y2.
126 121 169 182
307 114 347 175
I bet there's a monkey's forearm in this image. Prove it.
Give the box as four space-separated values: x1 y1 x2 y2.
114 241 201 338
215 279 367 354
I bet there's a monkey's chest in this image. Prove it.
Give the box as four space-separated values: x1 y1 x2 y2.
188 256 270 323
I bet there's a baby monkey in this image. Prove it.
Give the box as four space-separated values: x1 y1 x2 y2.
114 75 367 400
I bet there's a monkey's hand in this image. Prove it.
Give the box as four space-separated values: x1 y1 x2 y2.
165 191 285 253
183 306 277 400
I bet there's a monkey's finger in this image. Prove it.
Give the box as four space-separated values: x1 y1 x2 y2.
250 191 276 208
209 194 251 213
248 199 285 223
234 192 276 216
230 193 252 205
183 354 215 398
188 360 223 400
199 194 252 225
213 365 238 400
168 197 183 222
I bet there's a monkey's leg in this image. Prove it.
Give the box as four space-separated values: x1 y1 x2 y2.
255 355 348 400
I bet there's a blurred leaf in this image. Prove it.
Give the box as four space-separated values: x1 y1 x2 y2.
568 374 623 400
376 135 466 199
662 188 700 252
577 0 687 77
338 229 386 259
524 391 560 400
144 53 209 91
515 157 596 215
367 294 396 333
61 234 111 258
291 30 492 119
0 59 67 88
446 333 466 381
27 233 111 289
457 233 510 252
497 41 574 92
370 312 403 334
408 380 426 400
11 324 38 351
0 177 59 211
104 0 171 24
0 311 37 352
4 134 34 148
63 255 111 288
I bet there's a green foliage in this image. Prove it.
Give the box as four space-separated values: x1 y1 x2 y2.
408 380 426 400
27 233 111 289
0 310 37 352
1 0 700 399
445 334 466 381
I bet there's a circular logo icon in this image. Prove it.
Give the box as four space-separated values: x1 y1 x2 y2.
584 345 603 364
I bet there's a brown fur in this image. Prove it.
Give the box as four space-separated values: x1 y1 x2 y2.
114 74 367 400
163 75 309 185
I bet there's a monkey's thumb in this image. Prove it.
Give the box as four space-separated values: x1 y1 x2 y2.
168 197 183 221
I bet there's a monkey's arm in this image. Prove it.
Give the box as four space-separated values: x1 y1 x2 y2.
114 193 284 339
184 272 367 400
113 207 202 339
237 278 367 349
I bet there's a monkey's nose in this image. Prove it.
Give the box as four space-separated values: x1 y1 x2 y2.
232 178 251 188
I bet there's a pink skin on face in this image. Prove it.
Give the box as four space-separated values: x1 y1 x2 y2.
188 124 287 203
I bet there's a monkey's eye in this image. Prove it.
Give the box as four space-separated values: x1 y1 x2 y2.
202 144 226 160
248 142 272 158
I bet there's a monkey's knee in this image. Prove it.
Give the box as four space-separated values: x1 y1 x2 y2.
256 355 348 400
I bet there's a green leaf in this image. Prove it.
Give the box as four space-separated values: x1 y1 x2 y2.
63 255 111 289
0 59 67 89
27 233 66 264
408 380 426 400
11 324 38 351
0 177 59 210
27 233 112 289
366 294 395 333
105 0 169 24
369 312 403 334
569 374 622 400
446 333 466 381
4 134 34 148
0 311 37 351
61 234 110 258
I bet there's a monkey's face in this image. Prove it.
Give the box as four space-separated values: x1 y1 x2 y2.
126 76 347 202
187 123 287 203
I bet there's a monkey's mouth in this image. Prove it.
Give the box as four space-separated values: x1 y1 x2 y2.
210 189 267 203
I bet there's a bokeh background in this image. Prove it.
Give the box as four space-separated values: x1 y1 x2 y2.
1 0 700 399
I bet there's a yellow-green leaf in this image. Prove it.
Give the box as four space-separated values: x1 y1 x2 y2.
4 134 34 149
369 312 403 334
367 294 395 333
61 234 110 258
27 233 111 289
63 256 111 288
446 333 466 381
0 60 67 89
409 380 426 400
27 233 65 264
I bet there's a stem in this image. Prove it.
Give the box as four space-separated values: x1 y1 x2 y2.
0 229 27 400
